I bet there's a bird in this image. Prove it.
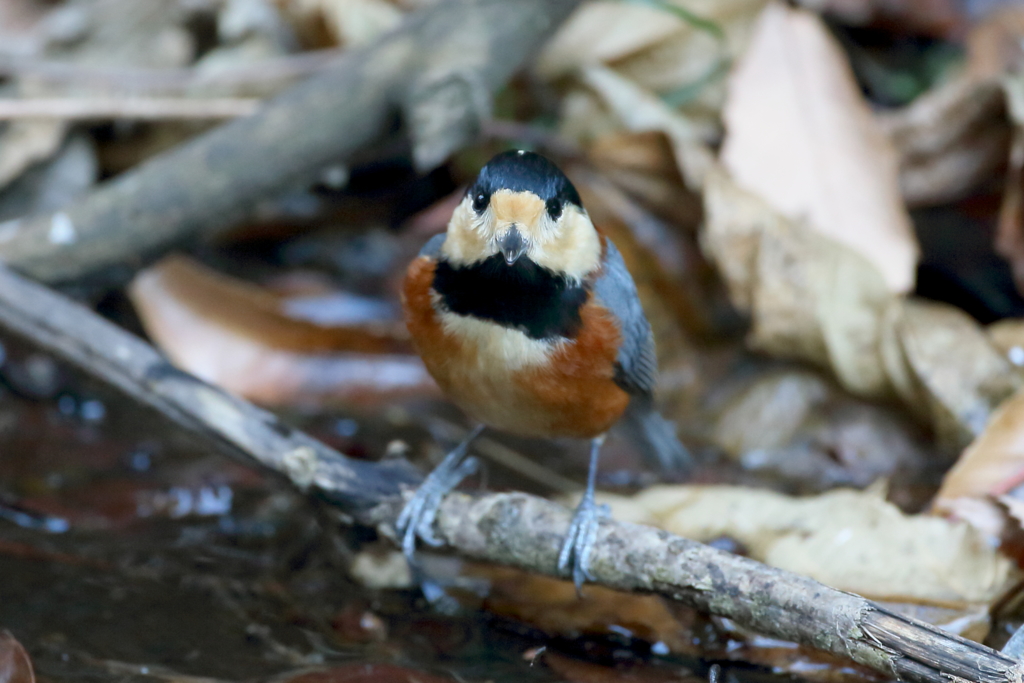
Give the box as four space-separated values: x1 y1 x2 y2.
398 149 689 588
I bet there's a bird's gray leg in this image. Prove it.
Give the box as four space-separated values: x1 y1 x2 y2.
558 434 611 590
397 424 485 559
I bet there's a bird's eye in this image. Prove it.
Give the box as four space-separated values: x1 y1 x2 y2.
472 192 489 213
545 198 563 221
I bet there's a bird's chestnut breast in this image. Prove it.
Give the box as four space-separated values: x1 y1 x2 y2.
402 256 629 439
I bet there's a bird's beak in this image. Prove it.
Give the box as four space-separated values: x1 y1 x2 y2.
499 226 527 265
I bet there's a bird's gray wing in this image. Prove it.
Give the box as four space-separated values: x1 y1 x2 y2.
592 237 657 396
418 233 446 259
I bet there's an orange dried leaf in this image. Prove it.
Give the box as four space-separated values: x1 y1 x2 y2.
0 632 34 683
937 388 1024 509
471 565 697 656
129 255 437 407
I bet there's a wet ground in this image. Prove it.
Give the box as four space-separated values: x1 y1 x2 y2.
0 327 881 683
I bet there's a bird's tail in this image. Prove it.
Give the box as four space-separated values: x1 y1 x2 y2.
614 396 692 472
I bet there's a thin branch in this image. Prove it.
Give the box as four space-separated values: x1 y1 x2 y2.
0 262 1018 683
0 97 260 120
0 50 344 91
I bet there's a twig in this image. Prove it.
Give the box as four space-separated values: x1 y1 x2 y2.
0 50 344 91
0 263 1018 683
0 97 260 120
0 0 581 288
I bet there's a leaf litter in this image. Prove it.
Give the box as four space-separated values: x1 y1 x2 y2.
7 0 1024 680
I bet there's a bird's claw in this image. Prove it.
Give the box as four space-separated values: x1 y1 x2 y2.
397 446 480 560
558 496 610 590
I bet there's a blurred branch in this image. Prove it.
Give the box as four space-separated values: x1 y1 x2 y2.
0 97 260 120
0 49 343 91
0 260 1017 683
0 0 580 288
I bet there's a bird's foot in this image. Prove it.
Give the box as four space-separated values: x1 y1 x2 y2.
557 494 610 590
396 436 480 560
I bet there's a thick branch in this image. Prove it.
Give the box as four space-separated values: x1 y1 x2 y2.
0 0 579 288
0 263 1019 683
0 264 417 509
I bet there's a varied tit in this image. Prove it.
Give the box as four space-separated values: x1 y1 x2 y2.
399 149 689 588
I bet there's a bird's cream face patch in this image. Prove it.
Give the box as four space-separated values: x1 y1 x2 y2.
440 190 602 282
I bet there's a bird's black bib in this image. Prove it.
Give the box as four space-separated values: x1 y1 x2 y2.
432 254 587 341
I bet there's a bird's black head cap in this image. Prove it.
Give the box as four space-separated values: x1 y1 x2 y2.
468 150 582 220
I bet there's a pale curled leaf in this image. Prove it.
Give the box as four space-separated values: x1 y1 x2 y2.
536 1 687 79
578 64 715 188
876 75 1008 208
702 167 1018 447
591 486 1018 607
884 300 1019 448
721 2 918 294
539 0 767 109
703 166 893 398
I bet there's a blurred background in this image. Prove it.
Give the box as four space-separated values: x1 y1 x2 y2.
1 0 1024 681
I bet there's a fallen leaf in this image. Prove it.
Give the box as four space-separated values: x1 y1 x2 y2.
703 165 1018 447
884 298 1019 447
277 663 455 683
876 76 1009 207
129 254 438 407
592 485 1018 606
966 4 1024 81
702 166 894 398
587 131 701 229
472 565 698 656
539 0 768 115
536 1 688 80
0 631 34 683
720 2 918 294
576 64 716 189
936 387 1024 512
712 371 830 458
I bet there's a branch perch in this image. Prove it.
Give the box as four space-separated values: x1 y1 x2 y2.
0 0 579 288
0 264 1018 683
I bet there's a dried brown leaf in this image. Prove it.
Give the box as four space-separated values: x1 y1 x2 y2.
0 632 34 683
587 131 700 228
592 485 1018 607
471 565 697 656
536 1 687 80
936 388 1024 509
577 65 716 188
967 5 1024 80
539 0 767 115
129 255 437 407
884 299 1019 447
703 166 893 398
721 2 918 294
703 166 1018 448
